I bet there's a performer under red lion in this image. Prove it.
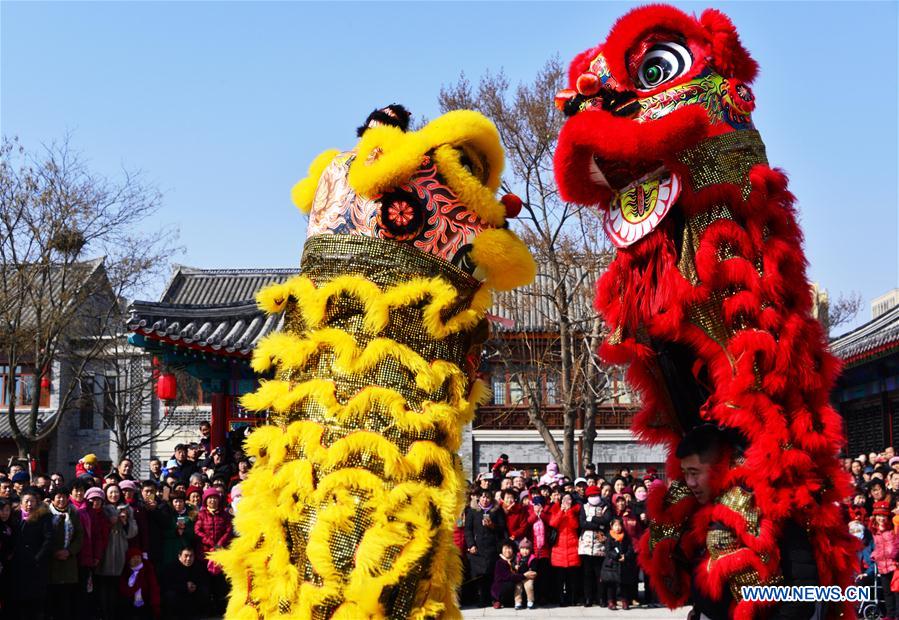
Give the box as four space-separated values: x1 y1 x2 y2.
554 5 856 619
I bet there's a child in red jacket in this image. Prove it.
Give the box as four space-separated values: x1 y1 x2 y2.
119 547 160 619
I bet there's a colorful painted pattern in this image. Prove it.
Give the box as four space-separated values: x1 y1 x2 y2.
635 71 754 130
307 153 486 270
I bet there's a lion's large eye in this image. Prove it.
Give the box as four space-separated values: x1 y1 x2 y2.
635 42 692 90
456 147 489 185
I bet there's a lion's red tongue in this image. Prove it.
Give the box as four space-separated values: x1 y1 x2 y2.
603 171 682 248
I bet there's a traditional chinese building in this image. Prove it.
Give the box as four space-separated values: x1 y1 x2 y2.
126 263 659 478
463 268 660 479
831 302 899 456
126 265 298 463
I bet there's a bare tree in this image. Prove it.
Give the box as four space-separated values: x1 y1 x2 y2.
828 291 864 332
440 61 616 477
94 341 187 463
0 135 179 457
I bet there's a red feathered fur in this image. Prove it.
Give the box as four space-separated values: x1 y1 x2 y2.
556 5 857 618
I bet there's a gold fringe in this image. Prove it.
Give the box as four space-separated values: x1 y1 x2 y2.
250 329 468 395
255 274 493 340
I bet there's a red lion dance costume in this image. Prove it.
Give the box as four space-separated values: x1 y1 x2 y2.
554 5 856 618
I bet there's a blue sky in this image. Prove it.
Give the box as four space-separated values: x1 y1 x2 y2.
2 1 896 334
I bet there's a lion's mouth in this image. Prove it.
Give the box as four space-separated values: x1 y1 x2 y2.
590 154 662 192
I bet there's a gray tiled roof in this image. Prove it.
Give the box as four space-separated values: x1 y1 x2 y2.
0 413 48 440
491 265 601 332
3 258 107 329
127 260 606 355
830 303 899 365
127 266 298 357
161 265 300 305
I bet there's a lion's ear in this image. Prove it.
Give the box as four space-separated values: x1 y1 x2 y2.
700 9 759 84
567 45 601 88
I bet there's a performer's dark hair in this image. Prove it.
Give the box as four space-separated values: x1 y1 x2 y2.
356 104 411 137
675 423 745 463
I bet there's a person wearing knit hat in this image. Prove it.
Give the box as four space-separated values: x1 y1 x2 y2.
120 546 160 617
871 499 899 617
872 501 891 517
194 486 233 615
95 483 138 620
75 453 99 479
185 486 203 508
579 484 610 607
11 471 29 497
84 487 105 503
118 479 139 492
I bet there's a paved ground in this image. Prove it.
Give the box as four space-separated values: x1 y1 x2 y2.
461 605 690 618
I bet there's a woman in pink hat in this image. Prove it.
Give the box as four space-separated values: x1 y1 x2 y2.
193 487 232 615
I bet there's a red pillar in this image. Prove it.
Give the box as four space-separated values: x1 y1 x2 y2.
210 392 228 452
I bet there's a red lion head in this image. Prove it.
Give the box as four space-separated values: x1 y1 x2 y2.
555 5 760 246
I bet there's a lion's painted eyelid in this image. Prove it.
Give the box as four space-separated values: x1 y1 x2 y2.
633 41 693 90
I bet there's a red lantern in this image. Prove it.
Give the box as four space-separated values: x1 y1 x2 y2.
156 372 177 402
40 375 51 390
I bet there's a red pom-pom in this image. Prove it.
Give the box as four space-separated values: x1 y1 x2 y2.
576 72 601 96
500 193 523 219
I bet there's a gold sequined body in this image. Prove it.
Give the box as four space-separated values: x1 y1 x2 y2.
217 235 488 620
706 487 780 600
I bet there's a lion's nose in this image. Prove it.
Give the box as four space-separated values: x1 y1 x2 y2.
599 88 641 118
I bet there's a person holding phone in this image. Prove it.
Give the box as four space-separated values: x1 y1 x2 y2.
465 489 507 606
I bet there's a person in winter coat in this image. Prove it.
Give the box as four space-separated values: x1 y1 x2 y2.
202 447 235 482
48 486 85 620
138 481 170 567
119 547 160 619
68 479 96 612
75 454 101 480
850 520 876 586
10 487 54 620
161 546 209 619
82 487 110 617
465 488 508 606
0 498 15 614
538 462 562 487
600 517 637 611
120 480 151 557
512 538 538 609
501 489 530 542
96 483 139 620
194 487 233 615
871 502 899 619
579 485 610 607
529 496 552 605
490 539 527 609
548 492 581 607
163 491 196 567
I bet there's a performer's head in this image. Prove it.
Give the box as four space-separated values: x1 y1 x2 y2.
675 423 742 504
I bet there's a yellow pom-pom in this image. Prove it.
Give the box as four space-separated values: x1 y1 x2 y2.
470 228 537 291
291 148 340 214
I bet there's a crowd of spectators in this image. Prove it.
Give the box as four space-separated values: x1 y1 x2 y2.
5 432 899 618
456 454 659 611
0 421 247 620
844 448 899 620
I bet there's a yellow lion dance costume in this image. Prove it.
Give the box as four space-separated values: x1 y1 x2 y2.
214 105 535 619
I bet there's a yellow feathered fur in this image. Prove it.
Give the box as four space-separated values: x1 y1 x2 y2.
290 149 340 214
256 274 493 340
347 110 505 226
